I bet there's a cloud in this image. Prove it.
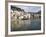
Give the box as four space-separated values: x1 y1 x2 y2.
12 5 41 13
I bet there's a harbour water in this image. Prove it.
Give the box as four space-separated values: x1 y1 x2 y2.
11 19 41 31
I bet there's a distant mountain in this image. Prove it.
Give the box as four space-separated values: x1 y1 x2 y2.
37 10 41 14
28 10 41 14
11 5 41 14
11 5 24 12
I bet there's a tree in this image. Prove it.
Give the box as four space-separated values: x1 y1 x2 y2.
11 6 16 13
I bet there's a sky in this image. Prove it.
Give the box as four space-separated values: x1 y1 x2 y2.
11 5 41 13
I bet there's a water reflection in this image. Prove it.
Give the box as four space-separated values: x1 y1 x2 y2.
11 19 41 31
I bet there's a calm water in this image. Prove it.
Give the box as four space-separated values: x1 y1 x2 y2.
11 19 41 31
